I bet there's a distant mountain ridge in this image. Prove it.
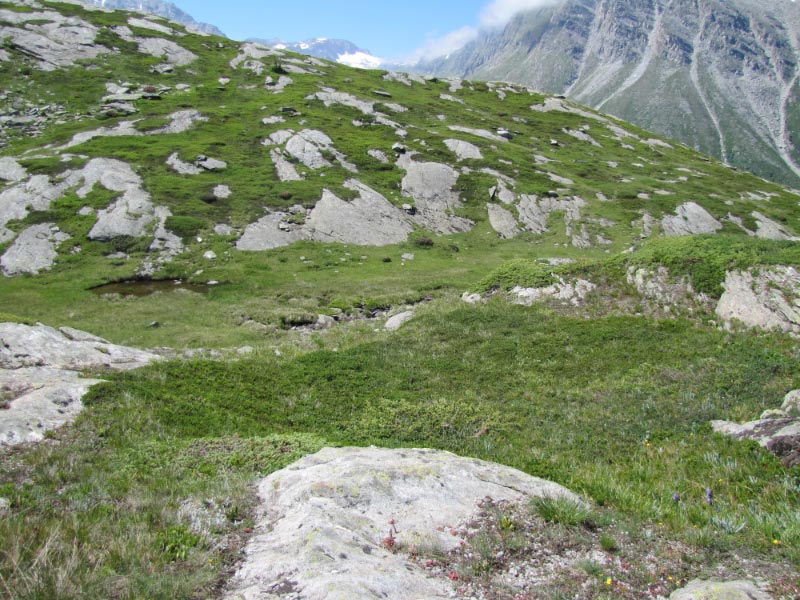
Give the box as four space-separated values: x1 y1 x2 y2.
248 37 382 68
417 0 800 188
78 0 225 36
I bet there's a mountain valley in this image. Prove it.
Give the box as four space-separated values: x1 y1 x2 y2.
0 1 799 598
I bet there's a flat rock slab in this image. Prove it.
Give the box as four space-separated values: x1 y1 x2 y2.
670 579 772 599
224 446 583 600
0 323 159 446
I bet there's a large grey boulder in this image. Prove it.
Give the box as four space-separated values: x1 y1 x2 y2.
670 579 772 599
237 212 305 251
1 223 70 276
136 37 197 65
223 447 583 600
487 203 520 239
0 323 159 446
306 181 413 246
715 267 800 334
399 156 473 234
444 138 483 160
384 310 415 331
662 202 723 237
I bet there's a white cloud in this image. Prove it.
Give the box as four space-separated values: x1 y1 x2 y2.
405 0 559 63
480 0 560 29
406 26 479 62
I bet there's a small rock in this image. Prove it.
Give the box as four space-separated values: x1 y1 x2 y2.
401 253 415 261
384 310 415 331
203 251 217 260
462 292 483 305
237 346 254 355
316 314 336 329
0 497 9 515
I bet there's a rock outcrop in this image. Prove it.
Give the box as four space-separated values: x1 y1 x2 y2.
399 156 473 234
662 202 723 237
1 223 70 276
0 323 158 446
223 446 583 600
712 388 800 468
715 267 800 334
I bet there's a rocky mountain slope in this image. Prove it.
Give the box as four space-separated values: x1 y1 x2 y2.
418 0 800 189
1 2 799 599
76 0 224 35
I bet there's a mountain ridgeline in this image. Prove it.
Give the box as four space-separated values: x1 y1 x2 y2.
78 0 224 36
418 0 800 189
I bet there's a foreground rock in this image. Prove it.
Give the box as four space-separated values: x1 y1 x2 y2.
223 446 583 600
0 323 158 446
670 579 772 599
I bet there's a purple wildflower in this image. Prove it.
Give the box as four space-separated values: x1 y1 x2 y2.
705 488 713 505
672 493 681 503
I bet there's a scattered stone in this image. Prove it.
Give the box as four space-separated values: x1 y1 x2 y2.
662 202 722 236
401 253 415 262
223 447 583 600
306 90 375 115
213 185 231 199
1 223 70 276
262 115 286 125
230 42 283 73
715 267 800 334
196 156 227 171
444 139 483 161
167 152 202 175
214 224 234 236
0 497 8 516
384 310 415 331
203 251 217 260
448 125 508 143
265 75 293 93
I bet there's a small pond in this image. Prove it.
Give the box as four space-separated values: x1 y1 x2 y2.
90 279 219 297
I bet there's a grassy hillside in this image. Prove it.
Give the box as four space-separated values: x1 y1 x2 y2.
1 2 799 598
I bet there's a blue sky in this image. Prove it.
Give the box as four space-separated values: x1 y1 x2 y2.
175 0 557 61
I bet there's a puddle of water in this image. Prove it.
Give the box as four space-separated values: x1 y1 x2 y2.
91 279 218 297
